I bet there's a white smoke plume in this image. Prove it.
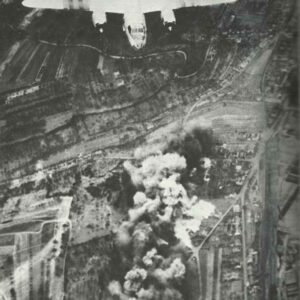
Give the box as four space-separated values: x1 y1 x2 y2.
200 157 212 169
108 280 123 296
185 199 215 220
159 174 187 207
153 258 186 285
108 281 129 300
125 152 216 249
136 286 157 300
133 192 148 206
174 199 216 248
136 286 184 300
156 238 169 247
112 149 216 298
132 222 153 258
174 220 194 249
123 267 147 294
129 193 160 223
124 152 186 191
142 248 163 267
116 221 132 247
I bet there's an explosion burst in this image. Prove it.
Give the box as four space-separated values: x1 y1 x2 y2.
109 151 215 299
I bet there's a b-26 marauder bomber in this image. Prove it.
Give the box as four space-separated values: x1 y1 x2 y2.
22 0 237 49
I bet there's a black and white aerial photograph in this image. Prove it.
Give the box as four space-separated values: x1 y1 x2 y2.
0 0 298 300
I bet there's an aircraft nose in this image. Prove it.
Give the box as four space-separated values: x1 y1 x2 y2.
135 42 145 50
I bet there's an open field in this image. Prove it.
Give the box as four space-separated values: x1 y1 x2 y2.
0 197 73 300
0 221 42 235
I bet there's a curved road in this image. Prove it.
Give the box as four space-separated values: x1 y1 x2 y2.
38 39 188 61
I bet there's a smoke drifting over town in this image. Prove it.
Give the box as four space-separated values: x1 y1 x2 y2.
166 128 216 169
108 148 215 299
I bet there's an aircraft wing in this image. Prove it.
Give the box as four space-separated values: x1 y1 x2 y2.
140 0 237 13
22 0 125 13
23 0 67 10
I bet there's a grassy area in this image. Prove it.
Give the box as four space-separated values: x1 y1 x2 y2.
0 220 41 234
0 234 14 246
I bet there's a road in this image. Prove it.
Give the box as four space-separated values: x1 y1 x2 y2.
175 37 214 79
38 39 188 62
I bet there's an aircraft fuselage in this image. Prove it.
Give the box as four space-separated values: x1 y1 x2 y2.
123 1 147 50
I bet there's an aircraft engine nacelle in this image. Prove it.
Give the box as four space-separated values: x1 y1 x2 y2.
92 11 107 26
161 9 176 25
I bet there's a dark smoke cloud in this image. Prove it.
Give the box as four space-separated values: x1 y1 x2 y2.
166 128 217 170
108 129 217 300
